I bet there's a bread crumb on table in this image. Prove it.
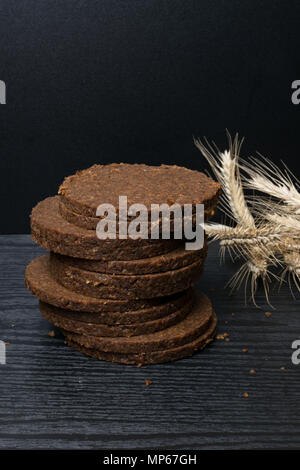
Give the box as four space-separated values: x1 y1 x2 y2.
217 333 229 340
145 379 152 387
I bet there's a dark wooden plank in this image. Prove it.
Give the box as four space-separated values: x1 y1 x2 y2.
0 235 299 449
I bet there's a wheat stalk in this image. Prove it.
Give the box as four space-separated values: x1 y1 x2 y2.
195 133 300 303
195 134 256 229
242 155 300 213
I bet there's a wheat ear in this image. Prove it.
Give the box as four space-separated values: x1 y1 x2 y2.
194 133 255 229
195 134 287 303
242 155 300 213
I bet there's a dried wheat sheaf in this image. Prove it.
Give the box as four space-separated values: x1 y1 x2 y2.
194 133 300 304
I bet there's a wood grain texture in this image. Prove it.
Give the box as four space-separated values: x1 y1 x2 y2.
0 235 299 450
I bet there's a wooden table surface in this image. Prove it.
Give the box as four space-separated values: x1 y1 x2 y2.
0 235 299 450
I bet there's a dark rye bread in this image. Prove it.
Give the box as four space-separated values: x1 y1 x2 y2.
39 296 193 337
63 292 215 354
59 198 213 231
53 241 207 275
31 196 181 260
25 255 192 321
58 163 221 218
50 252 205 300
66 313 216 365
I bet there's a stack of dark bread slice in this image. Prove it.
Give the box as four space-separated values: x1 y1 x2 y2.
25 163 221 365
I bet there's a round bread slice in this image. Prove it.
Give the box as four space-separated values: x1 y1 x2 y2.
63 292 214 354
66 312 216 365
31 197 181 260
50 252 205 300
58 163 221 218
25 255 191 321
53 240 207 276
39 296 193 337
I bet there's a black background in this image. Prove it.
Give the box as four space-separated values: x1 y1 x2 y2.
0 0 300 233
